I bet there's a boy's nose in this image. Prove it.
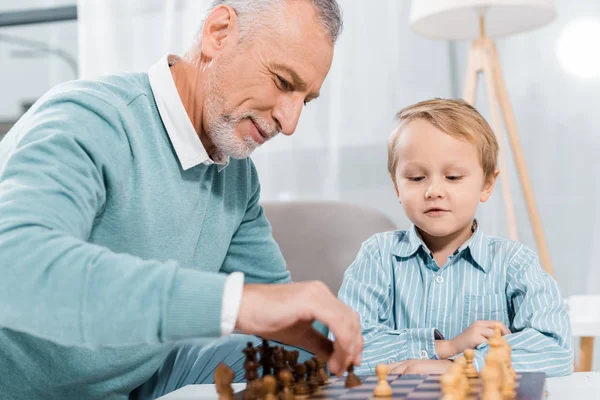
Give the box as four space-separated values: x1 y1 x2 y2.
425 183 444 199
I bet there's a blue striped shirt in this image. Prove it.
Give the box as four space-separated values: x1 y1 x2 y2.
337 223 573 377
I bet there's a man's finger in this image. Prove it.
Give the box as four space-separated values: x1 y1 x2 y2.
293 328 334 363
310 303 362 371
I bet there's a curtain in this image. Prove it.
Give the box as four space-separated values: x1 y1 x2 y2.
76 0 599 302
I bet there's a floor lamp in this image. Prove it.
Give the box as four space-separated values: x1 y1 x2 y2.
410 0 556 277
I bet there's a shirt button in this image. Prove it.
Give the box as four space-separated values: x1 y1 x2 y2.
420 350 428 359
435 276 444 284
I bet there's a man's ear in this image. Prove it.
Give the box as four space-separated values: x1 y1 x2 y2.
201 5 238 59
480 169 499 203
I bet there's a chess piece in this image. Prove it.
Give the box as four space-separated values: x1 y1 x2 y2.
344 365 361 388
441 372 458 400
504 344 517 380
215 363 235 400
263 375 278 400
272 347 284 384
481 358 503 400
289 350 300 381
449 358 469 399
373 364 392 397
464 349 479 379
260 339 274 377
314 358 328 384
294 363 310 396
244 360 261 400
243 342 258 369
279 369 295 400
311 358 325 386
304 359 319 393
498 347 516 400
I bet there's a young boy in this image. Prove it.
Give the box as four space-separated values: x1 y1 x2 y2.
337 99 572 377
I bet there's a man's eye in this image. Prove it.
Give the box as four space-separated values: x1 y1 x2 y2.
277 75 292 91
408 177 424 182
447 176 463 181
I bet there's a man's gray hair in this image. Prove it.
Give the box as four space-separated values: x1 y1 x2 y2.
207 0 343 43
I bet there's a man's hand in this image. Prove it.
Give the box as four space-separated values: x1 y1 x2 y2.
235 281 363 375
448 320 510 356
388 360 453 375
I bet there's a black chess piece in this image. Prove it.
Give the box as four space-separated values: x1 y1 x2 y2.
259 339 273 377
289 350 300 381
279 369 295 400
344 365 361 388
273 347 285 378
243 342 257 369
294 363 310 396
304 359 319 393
313 358 327 385
243 360 261 400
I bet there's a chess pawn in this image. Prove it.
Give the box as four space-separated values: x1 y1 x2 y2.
304 359 319 393
294 363 310 396
312 358 325 386
344 365 361 388
243 342 258 369
464 349 479 379
373 364 392 397
263 375 278 400
279 369 295 400
215 363 235 400
244 360 261 400
315 358 328 384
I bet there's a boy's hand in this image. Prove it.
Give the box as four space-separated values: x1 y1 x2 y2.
449 320 510 356
388 360 453 375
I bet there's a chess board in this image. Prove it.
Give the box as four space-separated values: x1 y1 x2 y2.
234 372 547 400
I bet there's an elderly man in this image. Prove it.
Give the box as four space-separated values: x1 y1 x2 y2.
0 0 362 399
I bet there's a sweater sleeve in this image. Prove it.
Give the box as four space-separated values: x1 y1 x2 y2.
0 93 227 347
219 160 290 284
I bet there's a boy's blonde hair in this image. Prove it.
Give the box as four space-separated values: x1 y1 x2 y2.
387 98 499 185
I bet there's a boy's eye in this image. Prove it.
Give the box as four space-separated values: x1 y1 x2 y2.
446 176 463 181
407 177 425 182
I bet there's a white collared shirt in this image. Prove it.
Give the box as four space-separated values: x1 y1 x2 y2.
148 55 242 336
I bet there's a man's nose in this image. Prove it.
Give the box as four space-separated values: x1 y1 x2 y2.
272 96 304 136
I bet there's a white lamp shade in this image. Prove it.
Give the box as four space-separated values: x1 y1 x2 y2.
410 0 557 40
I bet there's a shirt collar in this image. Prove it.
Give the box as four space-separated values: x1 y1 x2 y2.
147 55 229 172
392 220 490 272
393 224 427 258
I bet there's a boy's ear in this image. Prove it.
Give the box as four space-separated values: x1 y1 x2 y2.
391 175 402 204
480 169 499 202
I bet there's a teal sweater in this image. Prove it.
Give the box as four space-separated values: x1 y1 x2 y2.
0 73 290 399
